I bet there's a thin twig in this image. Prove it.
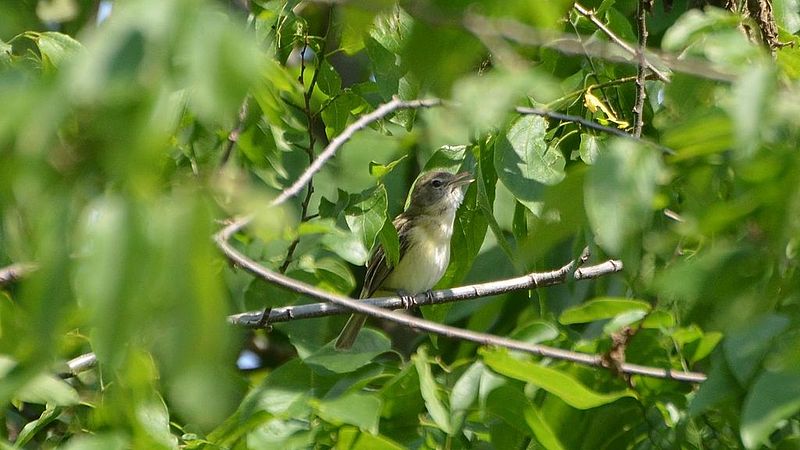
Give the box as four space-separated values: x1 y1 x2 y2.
215 217 705 383
573 2 669 83
219 96 250 167
0 263 38 286
632 0 648 138
269 97 443 208
514 106 674 154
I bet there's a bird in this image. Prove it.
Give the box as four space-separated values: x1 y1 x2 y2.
334 170 474 350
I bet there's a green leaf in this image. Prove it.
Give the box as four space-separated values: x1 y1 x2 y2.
450 361 484 432
345 185 389 259
26 31 83 70
336 426 406 450
59 433 130 450
316 60 341 96
304 329 390 374
577 133 601 164
495 115 565 214
413 347 452 434
15 405 63 447
730 63 776 158
369 154 408 178
524 406 566 450
377 216 400 268
364 36 400 100
315 392 382 433
509 321 560 344
559 298 651 325
723 314 789 385
585 139 662 255
481 349 634 409
741 370 800 449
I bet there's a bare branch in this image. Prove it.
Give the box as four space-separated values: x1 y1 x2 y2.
219 96 250 167
573 2 669 83
215 217 705 383
0 263 38 286
632 0 649 138
514 106 674 154
270 97 443 208
229 256 621 326
58 352 97 379
574 259 623 280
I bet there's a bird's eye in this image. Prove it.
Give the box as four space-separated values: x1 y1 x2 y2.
431 179 444 188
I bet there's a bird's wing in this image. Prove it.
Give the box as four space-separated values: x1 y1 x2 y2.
359 214 413 298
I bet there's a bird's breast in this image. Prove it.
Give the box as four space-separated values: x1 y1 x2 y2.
381 217 452 294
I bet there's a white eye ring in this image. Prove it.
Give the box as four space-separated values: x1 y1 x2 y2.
431 179 444 188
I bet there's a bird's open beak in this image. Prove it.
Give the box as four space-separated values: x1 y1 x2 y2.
449 171 474 188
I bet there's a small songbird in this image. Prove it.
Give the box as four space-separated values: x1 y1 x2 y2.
335 170 474 350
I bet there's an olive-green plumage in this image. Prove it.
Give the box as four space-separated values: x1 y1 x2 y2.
334 171 473 350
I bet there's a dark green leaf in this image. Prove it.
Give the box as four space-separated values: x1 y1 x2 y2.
495 115 566 214
413 347 452 434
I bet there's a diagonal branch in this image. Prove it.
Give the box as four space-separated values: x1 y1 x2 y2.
573 2 669 83
215 217 706 383
514 106 674 154
270 97 443 208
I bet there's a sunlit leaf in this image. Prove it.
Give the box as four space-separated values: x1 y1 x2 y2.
481 349 634 409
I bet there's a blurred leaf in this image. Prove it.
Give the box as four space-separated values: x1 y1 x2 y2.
60 433 130 450
315 392 381 433
25 31 83 70
723 314 789 386
450 361 484 432
741 370 800 449
481 349 634 409
730 63 776 158
585 139 662 255
413 347 452 434
559 298 651 325
336 426 405 450
495 115 565 214
15 405 62 447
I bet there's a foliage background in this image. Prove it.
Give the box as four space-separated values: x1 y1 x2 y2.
2 0 800 448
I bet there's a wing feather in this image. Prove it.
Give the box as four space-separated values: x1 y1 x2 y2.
359 214 414 298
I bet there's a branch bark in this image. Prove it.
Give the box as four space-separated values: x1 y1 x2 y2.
0 263 38 287
229 256 623 327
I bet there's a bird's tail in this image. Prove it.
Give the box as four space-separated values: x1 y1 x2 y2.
334 314 368 350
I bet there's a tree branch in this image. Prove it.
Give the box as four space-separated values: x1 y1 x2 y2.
0 263 38 287
573 2 669 83
632 0 649 138
228 257 622 326
514 106 674 154
215 217 705 383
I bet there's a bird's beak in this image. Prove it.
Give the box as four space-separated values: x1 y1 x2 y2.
448 171 474 188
